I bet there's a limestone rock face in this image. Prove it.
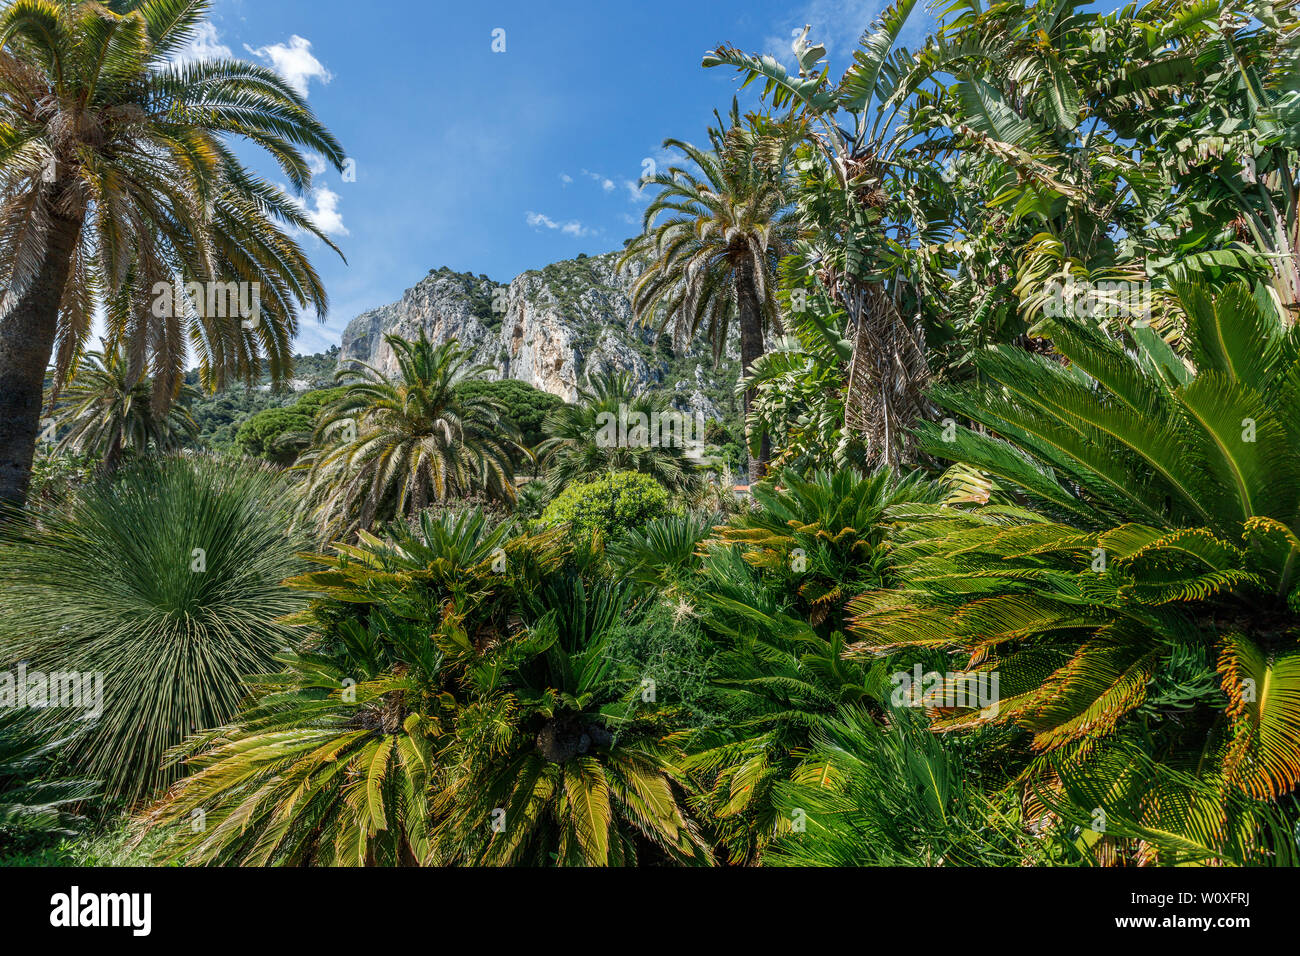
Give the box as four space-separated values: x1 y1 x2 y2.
338 250 738 416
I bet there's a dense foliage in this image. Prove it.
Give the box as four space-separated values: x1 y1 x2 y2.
6 0 1300 870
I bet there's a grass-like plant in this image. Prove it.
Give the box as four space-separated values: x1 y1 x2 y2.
0 456 306 804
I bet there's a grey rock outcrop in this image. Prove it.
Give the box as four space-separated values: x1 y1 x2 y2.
339 250 739 418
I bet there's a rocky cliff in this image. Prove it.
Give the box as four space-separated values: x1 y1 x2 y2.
339 250 737 421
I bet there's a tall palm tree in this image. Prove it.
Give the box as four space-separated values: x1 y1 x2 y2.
0 0 346 508
620 106 797 482
53 346 198 474
703 0 937 467
296 332 519 542
537 369 702 498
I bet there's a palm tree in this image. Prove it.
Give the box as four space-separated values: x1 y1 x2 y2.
53 346 198 474
537 369 702 498
703 0 937 467
0 455 306 804
0 0 346 508
295 332 519 541
620 107 797 482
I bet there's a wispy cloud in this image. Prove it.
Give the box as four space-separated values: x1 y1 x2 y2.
245 35 333 96
525 211 595 238
174 21 231 64
581 169 616 192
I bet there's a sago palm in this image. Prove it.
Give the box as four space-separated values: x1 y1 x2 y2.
0 0 346 507
144 645 444 866
681 545 891 864
296 333 519 542
848 279 1300 858
435 573 714 866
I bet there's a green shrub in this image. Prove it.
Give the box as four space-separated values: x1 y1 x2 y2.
233 387 347 465
541 471 671 541
234 406 313 464
453 378 564 448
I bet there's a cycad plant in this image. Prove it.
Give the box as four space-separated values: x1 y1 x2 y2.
143 508 567 866
0 0 346 507
435 571 713 866
848 279 1300 859
144 636 444 866
53 347 198 474
681 546 890 864
0 456 305 804
713 466 939 628
296 333 519 541
766 708 1044 867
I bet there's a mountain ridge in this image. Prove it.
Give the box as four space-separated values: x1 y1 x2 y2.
338 249 739 423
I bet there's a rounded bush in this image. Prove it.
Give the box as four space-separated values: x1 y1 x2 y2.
541 471 671 541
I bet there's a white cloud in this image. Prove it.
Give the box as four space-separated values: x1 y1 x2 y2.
175 21 232 64
525 211 594 238
303 186 347 235
560 173 574 185
281 184 348 237
245 35 332 96
306 153 328 176
581 169 616 192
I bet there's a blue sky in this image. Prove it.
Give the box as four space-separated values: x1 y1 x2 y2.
192 0 936 354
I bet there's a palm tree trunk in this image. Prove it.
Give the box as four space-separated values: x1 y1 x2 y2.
0 211 83 510
736 261 768 484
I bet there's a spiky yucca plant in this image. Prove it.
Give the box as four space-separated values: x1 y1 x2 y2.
0 456 304 803
767 708 1044 866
